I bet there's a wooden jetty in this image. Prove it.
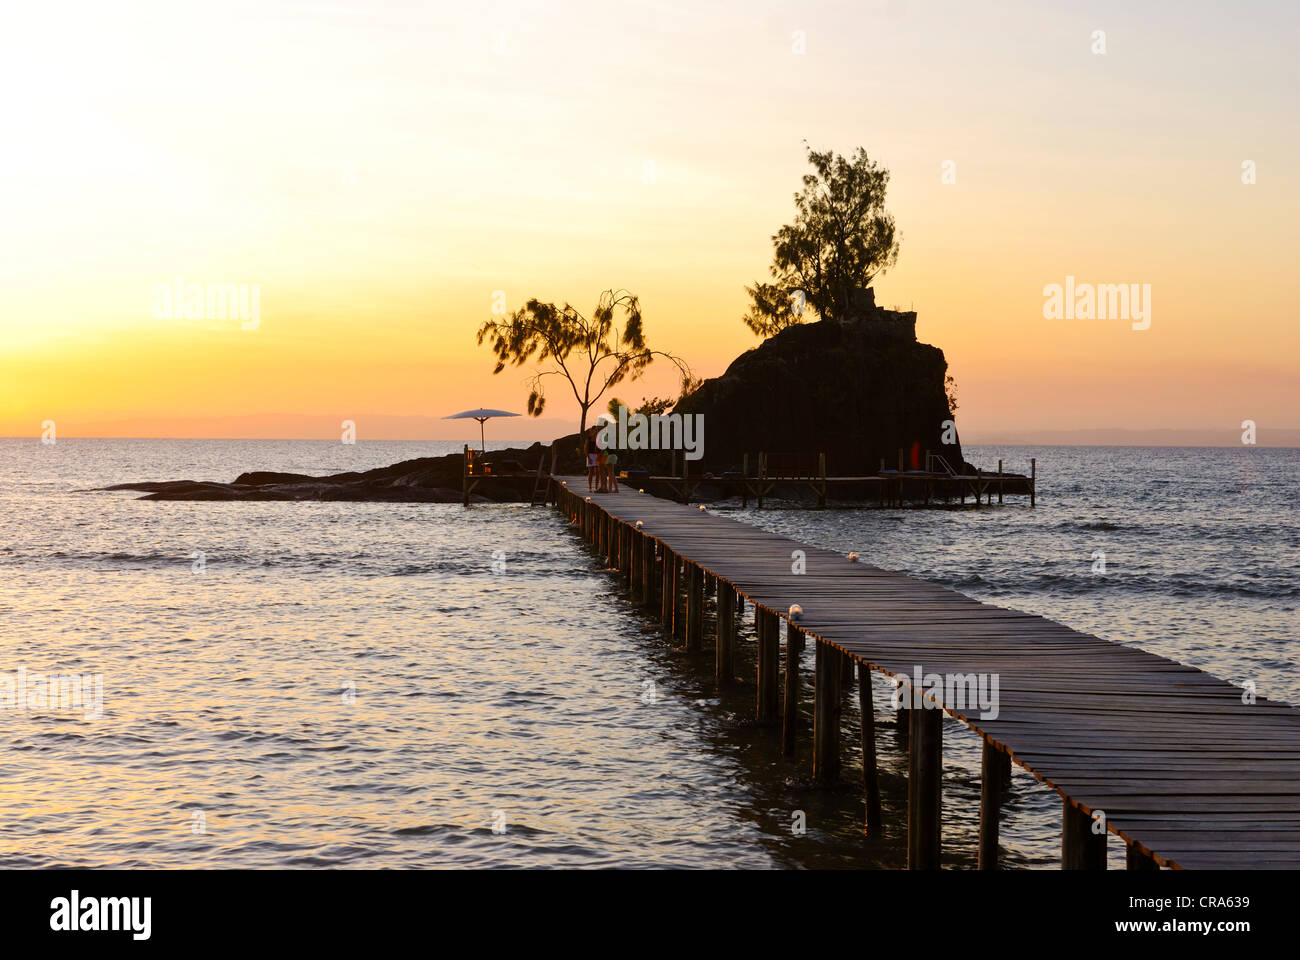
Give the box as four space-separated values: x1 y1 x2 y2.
648 451 1036 509
462 445 555 506
552 480 1300 869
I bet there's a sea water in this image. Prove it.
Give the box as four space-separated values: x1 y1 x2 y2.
1 439 1294 868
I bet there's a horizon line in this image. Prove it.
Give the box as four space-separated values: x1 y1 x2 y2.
6 435 1299 449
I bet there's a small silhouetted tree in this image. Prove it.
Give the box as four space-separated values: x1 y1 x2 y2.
476 289 690 436
744 145 901 337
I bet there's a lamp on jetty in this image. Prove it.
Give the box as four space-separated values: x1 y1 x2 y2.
442 407 520 452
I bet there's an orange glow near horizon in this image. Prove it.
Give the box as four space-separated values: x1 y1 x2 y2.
2 1 1297 443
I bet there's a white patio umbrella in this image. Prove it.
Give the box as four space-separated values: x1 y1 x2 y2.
443 407 520 452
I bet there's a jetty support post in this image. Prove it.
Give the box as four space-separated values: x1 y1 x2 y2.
756 608 779 725
782 620 801 758
672 555 685 640
660 548 675 627
997 459 1004 504
715 583 735 686
1030 457 1036 507
686 563 704 651
895 677 911 745
813 640 841 782
629 527 641 599
1062 801 1107 869
858 663 883 835
907 704 942 869
640 536 655 608
978 740 1010 869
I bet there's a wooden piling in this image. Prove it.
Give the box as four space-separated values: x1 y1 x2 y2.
686 563 704 651
715 585 735 686
858 664 883 834
756 608 779 724
1062 801 1107 869
641 536 655 607
629 527 641 599
660 548 675 626
1030 457 1036 508
907 706 942 869
978 740 1005 869
896 695 911 743
813 640 841 782
782 620 801 757
672 555 684 640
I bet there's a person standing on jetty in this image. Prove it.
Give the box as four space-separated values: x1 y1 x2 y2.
605 448 619 493
596 443 610 492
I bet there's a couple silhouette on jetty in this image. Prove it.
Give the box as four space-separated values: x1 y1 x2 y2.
585 423 619 494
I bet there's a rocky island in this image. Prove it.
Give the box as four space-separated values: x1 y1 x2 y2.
100 293 1005 504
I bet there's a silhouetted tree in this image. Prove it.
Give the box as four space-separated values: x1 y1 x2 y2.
744 145 901 337
476 289 690 436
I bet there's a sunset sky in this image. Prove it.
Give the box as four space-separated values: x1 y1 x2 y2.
2 0 1297 443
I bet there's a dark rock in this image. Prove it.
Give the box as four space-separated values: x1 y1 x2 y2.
672 301 966 475
102 445 553 502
